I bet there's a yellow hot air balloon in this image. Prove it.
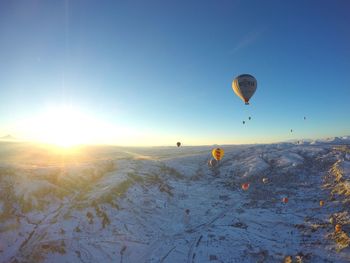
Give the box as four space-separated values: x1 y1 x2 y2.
212 148 224 161
232 74 257 105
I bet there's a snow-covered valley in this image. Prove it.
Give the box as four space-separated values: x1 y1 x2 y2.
1 138 350 262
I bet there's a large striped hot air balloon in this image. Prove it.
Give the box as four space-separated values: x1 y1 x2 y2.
232 74 257 105
212 148 224 161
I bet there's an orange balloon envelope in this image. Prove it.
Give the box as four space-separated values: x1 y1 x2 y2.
319 200 325 207
282 197 288 203
242 183 250 191
335 224 342 232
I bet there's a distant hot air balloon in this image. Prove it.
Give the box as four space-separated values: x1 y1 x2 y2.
262 178 269 184
335 224 342 233
177 142 181 147
290 129 293 133
248 116 251 120
208 159 218 168
319 200 325 207
232 74 257 105
212 148 224 161
303 116 306 120
241 183 250 191
282 197 288 203
242 121 245 125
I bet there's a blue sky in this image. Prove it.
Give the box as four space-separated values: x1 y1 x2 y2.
0 0 349 145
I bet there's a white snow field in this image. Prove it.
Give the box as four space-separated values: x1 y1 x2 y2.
1 138 350 262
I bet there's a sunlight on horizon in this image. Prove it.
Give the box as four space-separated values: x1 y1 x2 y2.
6 105 316 148
13 105 140 148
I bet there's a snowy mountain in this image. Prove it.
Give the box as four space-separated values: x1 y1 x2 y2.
311 136 350 145
1 138 350 262
283 136 350 146
0 134 16 141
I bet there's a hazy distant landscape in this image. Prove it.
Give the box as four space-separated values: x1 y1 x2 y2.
1 138 350 262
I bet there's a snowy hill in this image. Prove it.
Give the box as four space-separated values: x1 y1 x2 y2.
1 138 350 262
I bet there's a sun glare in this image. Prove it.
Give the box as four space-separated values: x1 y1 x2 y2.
15 105 170 147
15 106 110 148
38 106 96 147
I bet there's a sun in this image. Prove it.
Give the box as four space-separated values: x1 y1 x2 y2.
31 106 99 147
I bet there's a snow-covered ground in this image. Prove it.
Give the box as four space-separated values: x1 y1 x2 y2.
1 139 350 262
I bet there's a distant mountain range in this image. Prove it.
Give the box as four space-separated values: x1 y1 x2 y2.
311 136 350 144
0 134 17 140
284 136 350 145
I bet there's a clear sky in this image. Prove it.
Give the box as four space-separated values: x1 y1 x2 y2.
0 0 349 146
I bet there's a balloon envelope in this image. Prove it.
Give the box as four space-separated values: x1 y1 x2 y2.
335 224 342 232
232 74 257 105
212 148 224 161
176 142 181 147
208 159 218 167
242 183 250 191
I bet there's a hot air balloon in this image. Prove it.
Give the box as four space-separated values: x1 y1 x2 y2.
248 116 251 120
319 200 325 207
242 121 245 125
290 129 293 133
177 142 181 147
303 117 306 120
282 197 288 203
232 74 257 105
262 178 269 184
241 183 250 191
212 148 224 161
335 224 342 233
208 159 218 168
